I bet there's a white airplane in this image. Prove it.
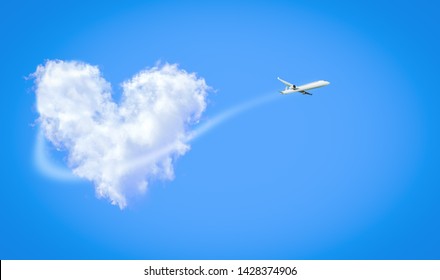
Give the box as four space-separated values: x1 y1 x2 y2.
278 77 330 95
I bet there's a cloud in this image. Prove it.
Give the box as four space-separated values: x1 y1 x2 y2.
33 60 209 208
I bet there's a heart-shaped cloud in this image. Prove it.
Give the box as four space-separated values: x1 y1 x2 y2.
34 60 209 208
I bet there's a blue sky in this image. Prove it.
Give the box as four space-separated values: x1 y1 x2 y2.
1 0 439 259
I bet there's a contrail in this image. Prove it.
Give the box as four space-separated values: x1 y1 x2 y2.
188 92 281 141
35 92 282 179
120 92 281 173
34 129 79 181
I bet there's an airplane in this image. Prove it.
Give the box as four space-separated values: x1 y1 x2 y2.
277 77 330 95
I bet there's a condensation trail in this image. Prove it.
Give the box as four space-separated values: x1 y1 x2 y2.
121 92 281 173
34 129 79 181
188 92 281 142
35 92 282 180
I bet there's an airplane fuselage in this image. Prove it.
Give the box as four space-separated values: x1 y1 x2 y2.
280 80 330 95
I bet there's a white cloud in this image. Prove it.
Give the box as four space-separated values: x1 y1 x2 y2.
34 60 209 208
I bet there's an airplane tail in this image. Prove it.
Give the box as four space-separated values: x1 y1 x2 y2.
277 77 295 89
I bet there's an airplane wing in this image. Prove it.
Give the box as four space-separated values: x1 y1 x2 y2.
300 91 312 95
277 77 294 87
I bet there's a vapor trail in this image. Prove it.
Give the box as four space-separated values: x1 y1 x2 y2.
121 92 281 173
34 129 79 181
188 92 280 141
35 92 281 180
